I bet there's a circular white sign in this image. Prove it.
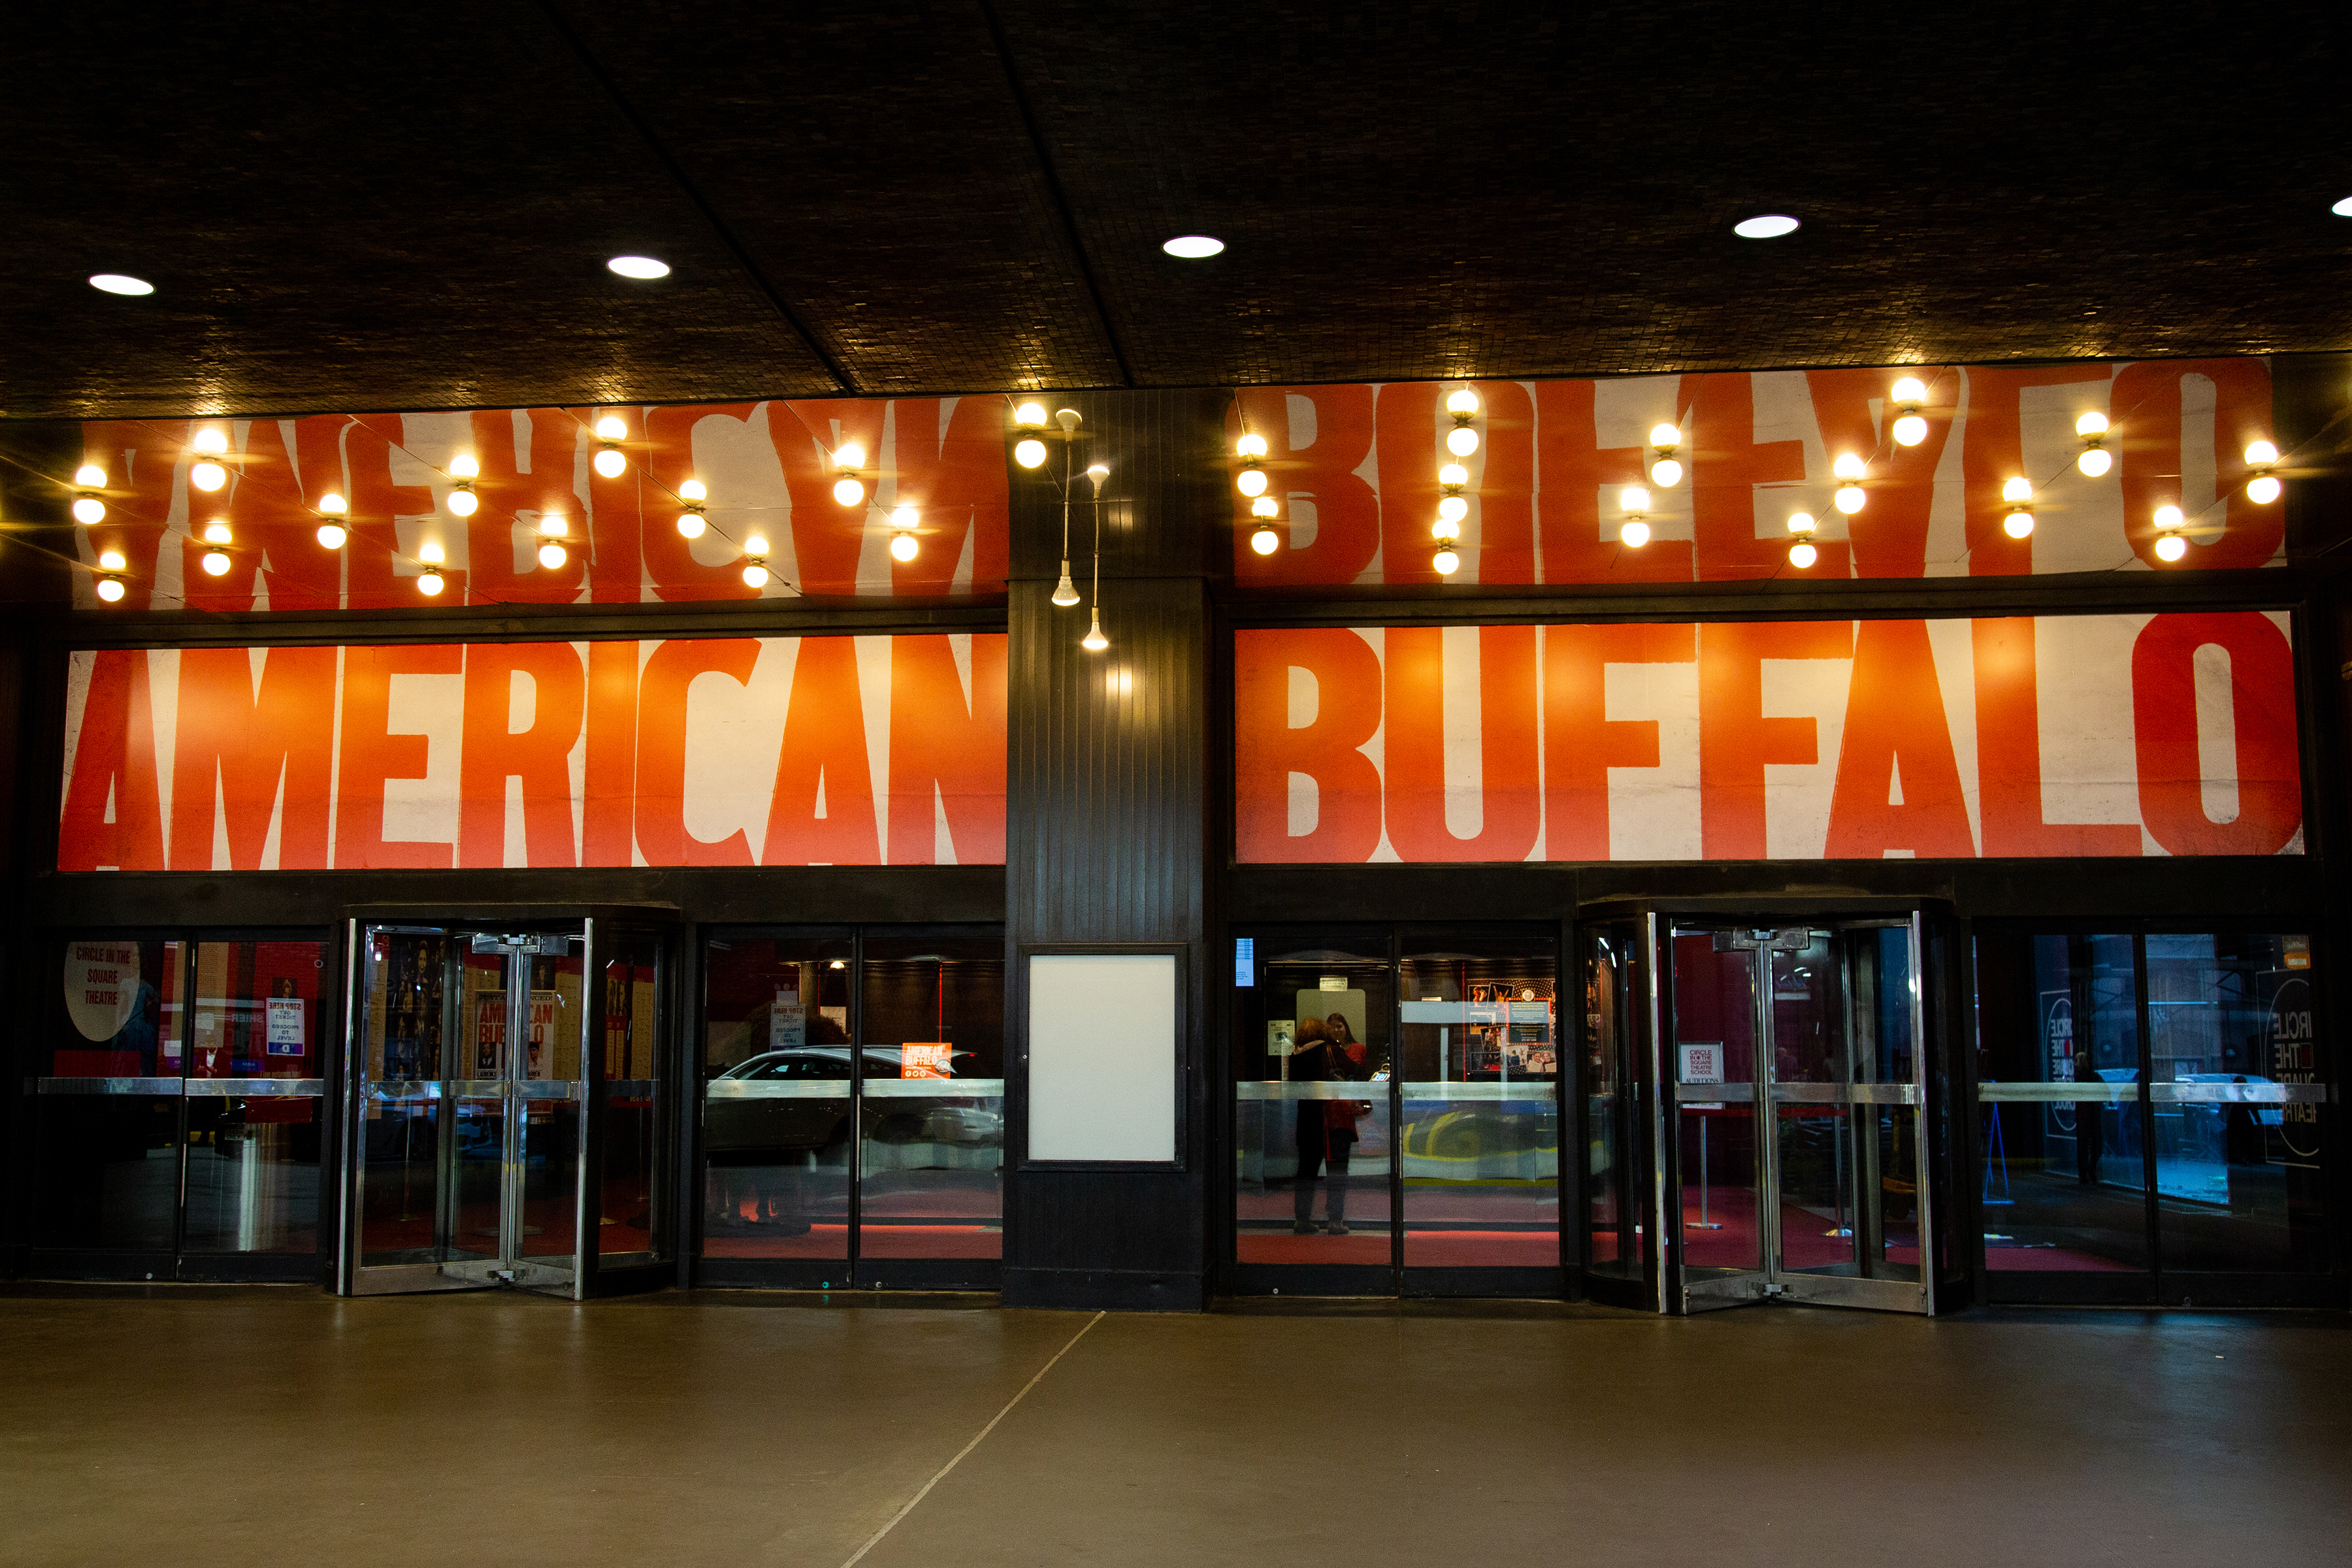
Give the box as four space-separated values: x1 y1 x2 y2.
64 941 142 1041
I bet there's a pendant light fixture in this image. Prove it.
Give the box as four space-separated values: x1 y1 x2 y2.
1051 409 1086 606
889 505 920 562
315 493 349 550
593 415 629 478
677 478 708 538
1889 378 1930 447
1081 454 1109 652
72 465 107 524
189 427 231 492
2076 411 2114 477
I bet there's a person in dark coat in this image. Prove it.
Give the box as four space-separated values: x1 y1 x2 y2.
1292 1016 1369 1235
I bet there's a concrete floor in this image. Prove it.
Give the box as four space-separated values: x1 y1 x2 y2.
3 1288 2347 1568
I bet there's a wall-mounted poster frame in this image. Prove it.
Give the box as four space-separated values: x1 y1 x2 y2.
1015 943 1188 1171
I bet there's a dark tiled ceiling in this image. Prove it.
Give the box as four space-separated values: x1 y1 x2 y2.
5 2 2348 419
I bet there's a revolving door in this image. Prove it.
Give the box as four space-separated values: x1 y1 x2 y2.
336 908 677 1298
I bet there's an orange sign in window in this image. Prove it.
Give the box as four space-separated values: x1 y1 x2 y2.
901 1043 953 1079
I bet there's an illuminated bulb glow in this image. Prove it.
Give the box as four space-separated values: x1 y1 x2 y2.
2076 411 2110 438
1013 402 1049 429
1788 541 1818 570
75 465 107 488
1250 527 1280 556
1619 485 1650 515
538 542 568 570
1162 235 1224 259
191 460 227 492
1834 484 1867 515
95 577 127 602
1235 468 1268 498
594 416 629 442
416 570 446 596
890 532 919 563
417 541 445 564
676 511 706 538
2078 447 2114 478
1620 520 1651 549
1086 463 1109 487
73 497 106 524
1445 426 1480 457
1733 214 1799 238
889 506 919 529
679 478 708 502
99 549 129 572
1438 463 1469 489
1235 433 1269 459
1432 547 1461 576
539 514 569 537
318 493 347 515
191 428 229 456
1831 453 1866 482
316 523 348 549
1052 570 1081 606
1891 414 1929 447
1014 438 1049 469
2004 511 2036 540
1786 512 1817 535
2001 476 2034 504
90 274 154 297
606 255 670 280
742 563 770 589
1250 495 1279 518
446 487 479 516
743 534 770 557
1437 495 1469 523
2247 474 2282 504
202 521 232 545
201 550 234 577
448 453 479 480
2153 533 2188 563
1650 456 1683 487
1890 376 1929 406
1649 423 1682 450
832 477 866 507
1446 389 1480 417
1431 518 1461 542
594 448 627 478
2153 504 2185 531
2244 440 2279 467
1081 614 1108 652
834 444 866 472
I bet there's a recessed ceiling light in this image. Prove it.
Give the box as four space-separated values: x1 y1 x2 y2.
2334 195 2352 217
1162 235 1224 259
1733 214 1801 239
607 255 671 280
90 274 155 296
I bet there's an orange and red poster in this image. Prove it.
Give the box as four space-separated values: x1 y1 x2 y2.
59 634 1006 871
1235 615 2300 862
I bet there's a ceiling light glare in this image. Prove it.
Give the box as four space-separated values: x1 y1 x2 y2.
190 461 227 492
98 549 129 572
1890 376 1929 406
191 428 229 456
2004 510 2036 540
1162 235 1224 259
73 497 106 524
201 549 233 577
1446 389 1481 417
1786 511 1817 535
75 464 108 488
607 255 671 280
417 540 445 564
316 523 348 549
1619 485 1651 515
1831 452 1867 482
2078 446 2114 478
1432 547 1461 576
890 532 919 563
594 415 629 442
1439 463 1469 489
1437 495 1469 524
2076 411 2110 438
2153 504 2185 531
834 444 866 472
890 505 919 529
1250 495 1280 518
2002 476 2034 504
593 448 628 478
1236 468 1269 498
1431 517 1462 542
417 569 447 596
318 493 347 515
538 542 568 570
448 453 480 480
2153 533 2188 562
94 576 127 602
202 520 233 545
1649 423 1682 449
90 273 155 296
1445 426 1480 457
1733 214 1800 239
1891 414 1929 447
1620 519 1652 549
1650 456 1684 487
445 487 479 517
538 514 569 538
1788 541 1818 569
742 534 770 558
1235 433 1269 459
742 562 770 589
832 476 866 507
1014 438 1049 469
1013 402 1049 429
676 510 706 538
1834 484 1867 515
2247 474 2282 504
1250 526 1281 556
679 478 708 502
2244 439 2279 467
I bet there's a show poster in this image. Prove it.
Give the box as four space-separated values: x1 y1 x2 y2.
1235 613 2301 863
57 633 1007 872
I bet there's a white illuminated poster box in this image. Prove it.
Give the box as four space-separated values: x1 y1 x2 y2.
1025 951 1182 1165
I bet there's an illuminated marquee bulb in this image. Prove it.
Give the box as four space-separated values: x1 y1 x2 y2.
2151 503 2188 563
73 496 106 524
2074 410 2114 476
417 540 445 565
594 416 629 442
1250 527 1281 556
1650 456 1684 487
1235 433 1269 459
2002 476 2033 505
190 458 227 492
416 569 446 596
594 447 627 478
448 453 480 480
76 464 108 488
1432 546 1461 576
1619 485 1650 515
538 514 569 538
1890 377 1930 446
679 478 708 502
1834 483 1866 515
191 427 229 456
1648 423 1684 485
1788 541 1818 569
95 576 127 603
889 506 921 563
1250 495 1279 519
1620 519 1651 549
1236 467 1269 498
1832 453 1866 482
890 532 919 563
2247 474 2281 504
202 520 233 545
2076 411 2110 438
676 510 706 538
1446 389 1480 417
538 542 568 569
1431 517 1462 542
445 486 478 517
2153 504 2185 531
1445 425 1480 457
1013 402 1049 430
2004 511 2035 539
1891 414 1928 448
742 563 770 588
201 549 232 576
834 444 866 473
832 476 866 507
1437 495 1469 525
1438 463 1469 489
2244 440 2279 467
316 522 348 549
99 549 129 572
1015 438 1048 469
1786 512 1817 535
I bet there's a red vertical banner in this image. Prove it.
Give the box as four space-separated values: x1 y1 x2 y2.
167 647 337 870
335 645 465 868
887 634 1008 863
1539 624 1696 859
57 651 166 871
1697 621 1853 858
458 644 587 868
582 641 641 866
1380 626 1540 861
2129 613 2300 855
1823 620 1975 858
1971 619 2142 856
759 638 880 866
1233 628 1385 862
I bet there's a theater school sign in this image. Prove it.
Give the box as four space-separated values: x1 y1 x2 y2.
57 634 1007 872
1234 614 2300 863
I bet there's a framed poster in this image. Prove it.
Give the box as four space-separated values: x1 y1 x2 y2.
1019 944 1186 1169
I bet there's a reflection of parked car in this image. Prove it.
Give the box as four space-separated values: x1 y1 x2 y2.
704 1049 997 1165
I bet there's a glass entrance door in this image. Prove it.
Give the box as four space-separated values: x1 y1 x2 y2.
340 916 672 1298
1667 917 1934 1314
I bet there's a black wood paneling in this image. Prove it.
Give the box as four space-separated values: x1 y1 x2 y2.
1004 389 1224 1309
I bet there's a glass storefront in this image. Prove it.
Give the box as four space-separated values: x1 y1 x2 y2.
697 926 1004 1286
1976 928 2327 1301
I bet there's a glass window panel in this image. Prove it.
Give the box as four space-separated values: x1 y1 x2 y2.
31 938 186 1254
857 931 1005 1264
1978 934 2148 1275
1397 938 1558 1269
180 939 327 1256
1671 934 1761 1275
517 942 584 1262
1232 932 1393 1266
700 937 853 1264
1582 922 1643 1280
598 935 667 1260
356 931 459 1267
2151 933 2325 1275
